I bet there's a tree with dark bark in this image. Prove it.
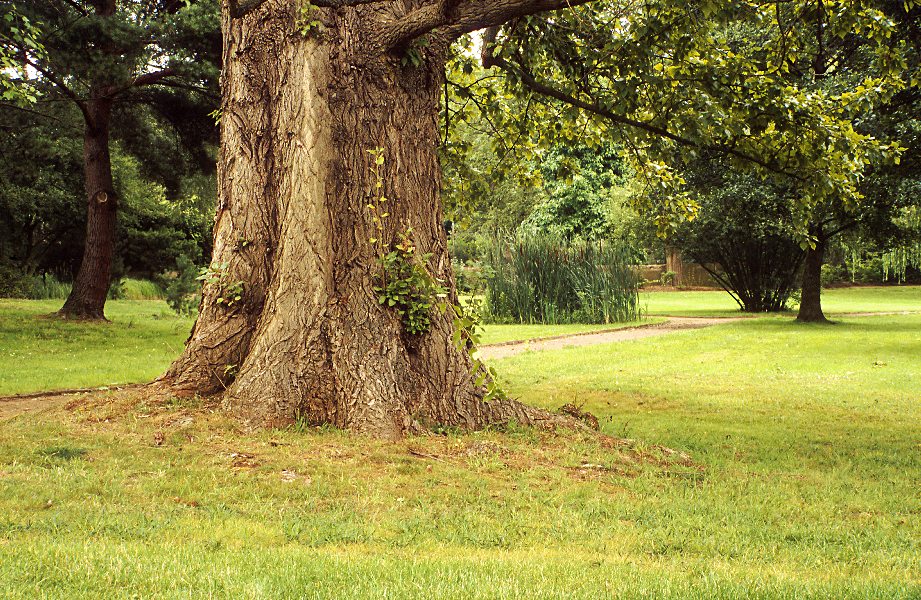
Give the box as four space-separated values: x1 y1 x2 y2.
5 0 220 319
157 0 918 438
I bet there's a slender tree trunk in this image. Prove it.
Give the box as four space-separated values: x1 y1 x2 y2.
58 98 117 320
665 245 684 287
160 2 556 437
797 234 828 323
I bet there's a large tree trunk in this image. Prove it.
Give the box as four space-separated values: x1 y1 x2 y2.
58 98 117 320
797 233 828 323
160 2 554 437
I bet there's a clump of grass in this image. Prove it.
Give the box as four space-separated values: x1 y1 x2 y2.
0 273 72 300
483 233 640 324
0 273 163 302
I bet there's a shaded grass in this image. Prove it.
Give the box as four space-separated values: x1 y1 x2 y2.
642 285 921 317
0 299 193 396
0 313 918 597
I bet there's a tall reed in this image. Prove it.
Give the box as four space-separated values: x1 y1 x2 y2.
483 233 640 324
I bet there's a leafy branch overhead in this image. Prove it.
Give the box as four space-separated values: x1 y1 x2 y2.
445 1 920 239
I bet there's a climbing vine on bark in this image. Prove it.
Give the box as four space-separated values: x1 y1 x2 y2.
366 148 506 400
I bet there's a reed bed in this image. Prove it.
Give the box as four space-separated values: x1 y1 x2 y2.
483 234 640 324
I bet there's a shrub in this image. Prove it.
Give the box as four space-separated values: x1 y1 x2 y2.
0 264 71 299
122 278 165 300
821 264 847 287
670 165 804 312
453 259 489 294
159 255 201 317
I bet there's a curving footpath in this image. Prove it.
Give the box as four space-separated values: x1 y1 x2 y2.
477 317 745 361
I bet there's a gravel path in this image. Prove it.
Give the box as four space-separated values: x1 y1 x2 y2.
477 317 746 361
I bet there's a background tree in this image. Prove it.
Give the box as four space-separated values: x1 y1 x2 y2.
519 143 631 240
5 0 220 319
457 2 916 323
0 103 216 296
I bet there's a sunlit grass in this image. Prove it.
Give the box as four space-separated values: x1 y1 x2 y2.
0 299 193 395
0 312 918 597
641 285 921 317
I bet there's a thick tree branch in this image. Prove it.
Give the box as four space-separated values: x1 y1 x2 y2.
130 68 178 88
436 0 597 41
381 0 597 49
22 55 93 125
102 68 177 98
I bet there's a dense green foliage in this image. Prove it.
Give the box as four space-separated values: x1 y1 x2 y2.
0 103 215 296
519 144 631 240
0 5 44 105
0 0 220 302
671 160 804 312
484 234 640 324
374 234 446 336
451 2 914 238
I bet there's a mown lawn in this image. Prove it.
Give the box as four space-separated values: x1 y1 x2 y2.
0 300 659 395
0 300 194 396
641 284 921 317
0 306 918 597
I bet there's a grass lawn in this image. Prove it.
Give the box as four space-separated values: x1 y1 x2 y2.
0 299 657 395
641 284 921 317
0 300 194 396
0 307 918 597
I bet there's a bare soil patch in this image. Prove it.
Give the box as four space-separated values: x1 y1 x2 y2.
0 384 144 420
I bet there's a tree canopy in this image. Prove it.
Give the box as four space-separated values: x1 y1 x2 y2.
446 0 916 240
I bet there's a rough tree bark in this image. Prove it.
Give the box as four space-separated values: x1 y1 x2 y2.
797 229 829 323
58 98 117 320
160 0 587 437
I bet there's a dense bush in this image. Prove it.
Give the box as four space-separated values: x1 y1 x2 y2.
671 163 804 312
452 258 490 294
483 234 640 324
0 264 71 299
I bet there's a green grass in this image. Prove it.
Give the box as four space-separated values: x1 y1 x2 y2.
120 278 165 301
0 299 657 395
0 303 918 597
642 285 921 317
478 318 664 345
0 299 193 396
